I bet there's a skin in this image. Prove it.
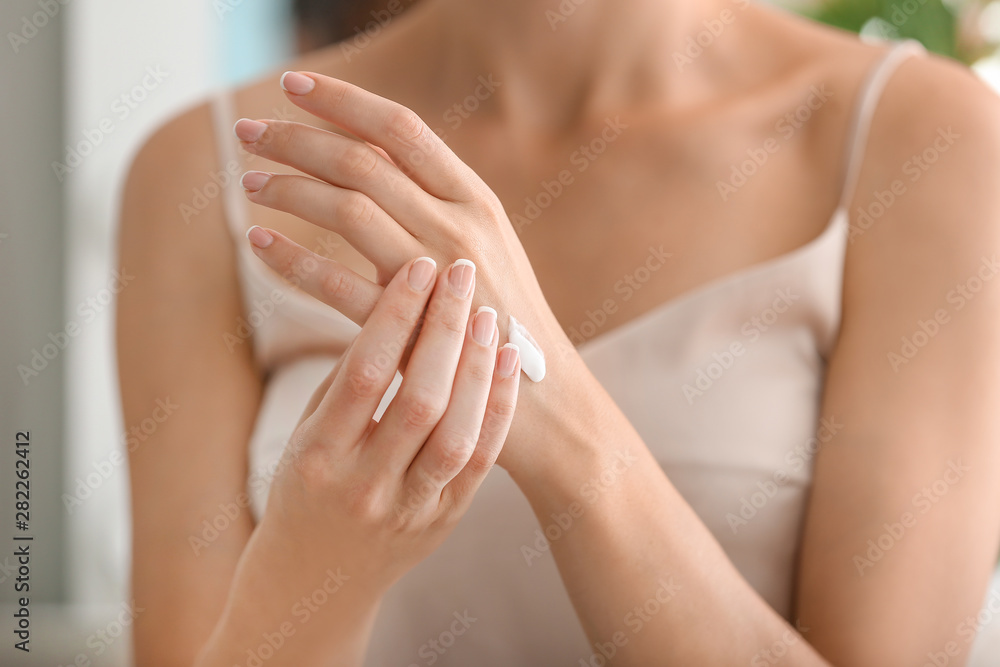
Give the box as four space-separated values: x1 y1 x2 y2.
116 0 1000 664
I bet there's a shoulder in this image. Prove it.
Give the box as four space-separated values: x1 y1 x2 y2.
862 46 1000 209
843 48 1000 304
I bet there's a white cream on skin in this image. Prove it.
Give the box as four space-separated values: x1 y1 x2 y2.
508 315 546 382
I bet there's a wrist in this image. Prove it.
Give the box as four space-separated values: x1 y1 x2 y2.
506 343 640 505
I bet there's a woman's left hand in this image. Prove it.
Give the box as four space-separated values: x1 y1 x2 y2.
233 71 572 380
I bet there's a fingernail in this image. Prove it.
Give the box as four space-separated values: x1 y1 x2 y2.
499 343 520 377
473 306 497 346
449 259 475 297
233 118 267 142
408 257 437 291
241 171 272 192
280 71 316 95
246 225 273 249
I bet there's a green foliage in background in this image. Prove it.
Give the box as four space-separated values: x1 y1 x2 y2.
808 0 996 63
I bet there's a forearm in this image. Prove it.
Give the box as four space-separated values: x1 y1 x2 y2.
194 527 382 667
509 356 830 665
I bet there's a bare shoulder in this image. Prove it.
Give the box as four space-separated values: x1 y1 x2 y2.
120 100 230 257
843 48 1000 299
862 47 1000 212
117 95 254 385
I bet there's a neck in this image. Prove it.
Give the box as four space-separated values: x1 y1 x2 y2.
408 0 730 132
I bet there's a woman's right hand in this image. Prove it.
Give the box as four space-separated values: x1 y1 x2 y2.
196 256 521 666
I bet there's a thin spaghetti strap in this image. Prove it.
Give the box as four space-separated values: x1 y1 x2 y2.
209 88 250 242
836 39 926 212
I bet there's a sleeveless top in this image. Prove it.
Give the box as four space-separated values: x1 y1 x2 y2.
208 41 996 664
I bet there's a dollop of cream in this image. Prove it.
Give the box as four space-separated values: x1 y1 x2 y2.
508 315 546 382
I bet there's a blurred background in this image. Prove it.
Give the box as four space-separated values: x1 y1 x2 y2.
2 0 1000 664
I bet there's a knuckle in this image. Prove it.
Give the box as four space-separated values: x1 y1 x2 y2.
345 362 384 400
436 310 468 339
259 121 290 152
290 443 333 490
341 143 380 181
488 396 518 423
470 193 502 221
398 388 447 430
338 192 376 229
462 446 498 477
424 300 467 340
341 479 384 522
433 429 476 471
465 362 494 387
320 266 354 303
386 106 427 145
383 299 417 331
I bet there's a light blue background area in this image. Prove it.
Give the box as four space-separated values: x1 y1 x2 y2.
217 0 295 85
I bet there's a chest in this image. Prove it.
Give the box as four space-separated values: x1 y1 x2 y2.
448 117 843 340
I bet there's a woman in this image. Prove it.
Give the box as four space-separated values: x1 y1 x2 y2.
116 0 1000 664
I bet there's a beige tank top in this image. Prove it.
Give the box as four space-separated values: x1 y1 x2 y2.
208 40 997 664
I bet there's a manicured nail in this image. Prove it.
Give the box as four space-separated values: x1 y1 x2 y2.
246 225 273 249
473 306 497 346
498 343 520 377
233 118 267 142
449 259 475 297
280 71 316 95
241 171 272 192
408 257 437 291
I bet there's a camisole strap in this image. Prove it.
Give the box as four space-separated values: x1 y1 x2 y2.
209 88 251 243
836 39 926 212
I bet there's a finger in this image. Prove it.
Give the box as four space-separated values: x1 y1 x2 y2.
367 259 477 471
245 225 382 325
444 343 520 507
311 256 439 444
402 306 499 499
241 170 422 272
235 118 440 225
276 71 481 201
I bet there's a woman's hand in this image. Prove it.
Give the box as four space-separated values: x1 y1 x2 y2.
196 257 520 666
233 71 574 379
